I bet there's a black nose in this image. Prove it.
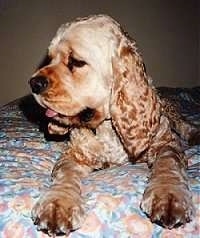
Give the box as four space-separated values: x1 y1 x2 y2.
29 76 49 94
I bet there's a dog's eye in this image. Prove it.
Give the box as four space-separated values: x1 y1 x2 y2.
67 55 86 71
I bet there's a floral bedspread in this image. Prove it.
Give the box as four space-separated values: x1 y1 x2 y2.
0 87 199 238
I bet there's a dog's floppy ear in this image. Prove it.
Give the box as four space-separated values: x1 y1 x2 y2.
110 37 161 160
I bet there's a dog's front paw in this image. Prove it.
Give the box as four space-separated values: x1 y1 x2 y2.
141 185 194 229
32 193 85 236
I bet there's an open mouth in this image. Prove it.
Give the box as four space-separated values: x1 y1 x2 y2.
44 108 76 135
45 107 95 122
44 107 96 135
48 121 70 135
45 108 59 118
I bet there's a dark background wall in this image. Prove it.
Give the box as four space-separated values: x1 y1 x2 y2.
0 0 199 105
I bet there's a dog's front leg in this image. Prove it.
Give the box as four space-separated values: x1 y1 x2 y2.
141 146 194 229
31 128 106 236
32 158 90 236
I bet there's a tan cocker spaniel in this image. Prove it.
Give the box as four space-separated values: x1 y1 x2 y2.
29 15 199 236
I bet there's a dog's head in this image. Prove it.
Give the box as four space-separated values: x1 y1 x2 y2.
29 15 119 131
29 15 160 157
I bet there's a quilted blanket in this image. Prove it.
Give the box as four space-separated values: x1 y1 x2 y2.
0 87 200 238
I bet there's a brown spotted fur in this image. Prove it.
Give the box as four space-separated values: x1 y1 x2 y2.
30 15 199 236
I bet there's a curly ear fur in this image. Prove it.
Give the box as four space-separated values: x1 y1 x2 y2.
111 36 161 160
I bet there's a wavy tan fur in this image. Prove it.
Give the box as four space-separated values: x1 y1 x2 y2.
30 15 199 236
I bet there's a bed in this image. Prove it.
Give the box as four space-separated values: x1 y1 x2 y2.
0 87 199 238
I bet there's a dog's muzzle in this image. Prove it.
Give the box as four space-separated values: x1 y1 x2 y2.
29 76 49 94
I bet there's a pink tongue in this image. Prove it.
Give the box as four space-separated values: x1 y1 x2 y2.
45 108 58 118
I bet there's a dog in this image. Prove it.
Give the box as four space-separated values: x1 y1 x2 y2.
29 15 199 236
